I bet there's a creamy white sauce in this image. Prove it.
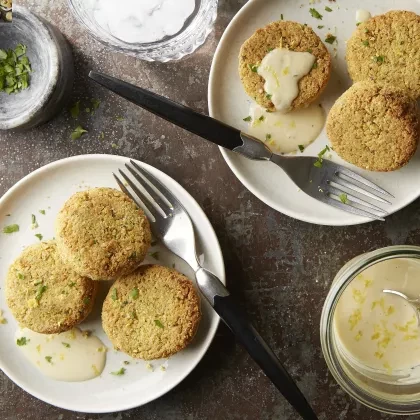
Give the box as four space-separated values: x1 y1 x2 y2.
15 328 107 382
244 103 325 154
86 0 195 44
334 259 420 384
257 48 316 113
356 9 372 23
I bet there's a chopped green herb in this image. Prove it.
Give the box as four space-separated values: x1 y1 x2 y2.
91 98 101 111
373 55 385 64
298 145 305 153
111 288 118 301
116 116 124 121
130 287 139 300
62 342 71 348
339 193 349 204
3 224 19 234
100 131 105 139
314 145 330 168
243 116 252 122
123 361 130 365
16 337 29 346
362 40 369 47
45 356 53 364
68 282 76 288
307 49 313 53
17 273 24 280
70 101 80 119
35 284 47 301
111 143 119 149
150 251 159 260
39 210 46 215
111 367 126 376
325 6 333 12
309 8 323 20
154 320 164 328
325 35 337 44
356 22 361 26
312 61 318 69
35 234 43 241
85 108 91 113
83 297 90 306
267 47 274 52
265 134 272 141
258 115 265 122
318 25 324 29
266 93 272 100
0 44 32 95
71 125 88 140
249 64 259 73
280 14 284 20
31 214 36 225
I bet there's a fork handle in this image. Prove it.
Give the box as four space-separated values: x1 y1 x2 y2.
196 270 317 419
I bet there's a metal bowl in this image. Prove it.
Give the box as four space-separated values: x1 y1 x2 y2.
0 6 74 130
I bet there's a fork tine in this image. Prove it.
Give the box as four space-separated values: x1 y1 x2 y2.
320 195 385 221
117 170 163 220
125 163 171 214
130 160 185 211
332 176 391 205
326 185 387 214
337 167 394 198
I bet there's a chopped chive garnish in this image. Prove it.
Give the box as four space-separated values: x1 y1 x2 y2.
70 101 80 119
309 8 323 20
243 116 252 122
280 14 284 20
45 356 53 364
266 93 272 100
298 145 305 153
111 367 126 376
71 125 88 140
339 193 348 204
362 40 369 46
130 287 139 300
16 337 29 346
111 288 118 301
154 320 164 328
62 342 71 348
249 64 259 73
325 35 337 44
3 224 19 234
39 210 46 215
318 25 324 29
325 6 332 12
149 251 159 260
35 284 47 301
35 233 43 241
373 55 385 64
258 116 265 122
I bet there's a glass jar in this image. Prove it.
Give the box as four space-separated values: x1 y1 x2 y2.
321 246 420 415
67 0 218 62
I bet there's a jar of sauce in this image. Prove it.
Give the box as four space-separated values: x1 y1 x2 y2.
321 246 420 415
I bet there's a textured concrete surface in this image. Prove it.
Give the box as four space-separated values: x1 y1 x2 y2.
2 1 420 419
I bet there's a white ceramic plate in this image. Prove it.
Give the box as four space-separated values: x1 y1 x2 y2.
0 154 225 413
209 0 420 226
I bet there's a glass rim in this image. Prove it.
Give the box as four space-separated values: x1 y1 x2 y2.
67 0 218 61
320 245 420 415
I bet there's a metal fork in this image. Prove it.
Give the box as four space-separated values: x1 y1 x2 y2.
114 160 318 420
90 71 393 222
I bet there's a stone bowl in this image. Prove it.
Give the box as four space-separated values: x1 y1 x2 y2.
0 5 74 130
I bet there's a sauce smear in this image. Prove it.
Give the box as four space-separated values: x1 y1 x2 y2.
15 327 107 382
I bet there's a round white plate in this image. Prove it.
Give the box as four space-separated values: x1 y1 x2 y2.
0 154 225 413
208 0 420 226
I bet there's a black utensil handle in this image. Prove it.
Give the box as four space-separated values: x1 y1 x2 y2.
213 295 318 420
89 71 244 151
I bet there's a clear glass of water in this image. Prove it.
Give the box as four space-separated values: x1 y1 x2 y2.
68 0 218 62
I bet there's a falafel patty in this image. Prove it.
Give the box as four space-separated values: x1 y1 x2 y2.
6 241 98 334
346 11 420 99
55 188 152 281
102 265 201 360
239 20 331 112
326 81 420 172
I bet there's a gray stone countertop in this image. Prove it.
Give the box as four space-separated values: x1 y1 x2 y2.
1 1 420 419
